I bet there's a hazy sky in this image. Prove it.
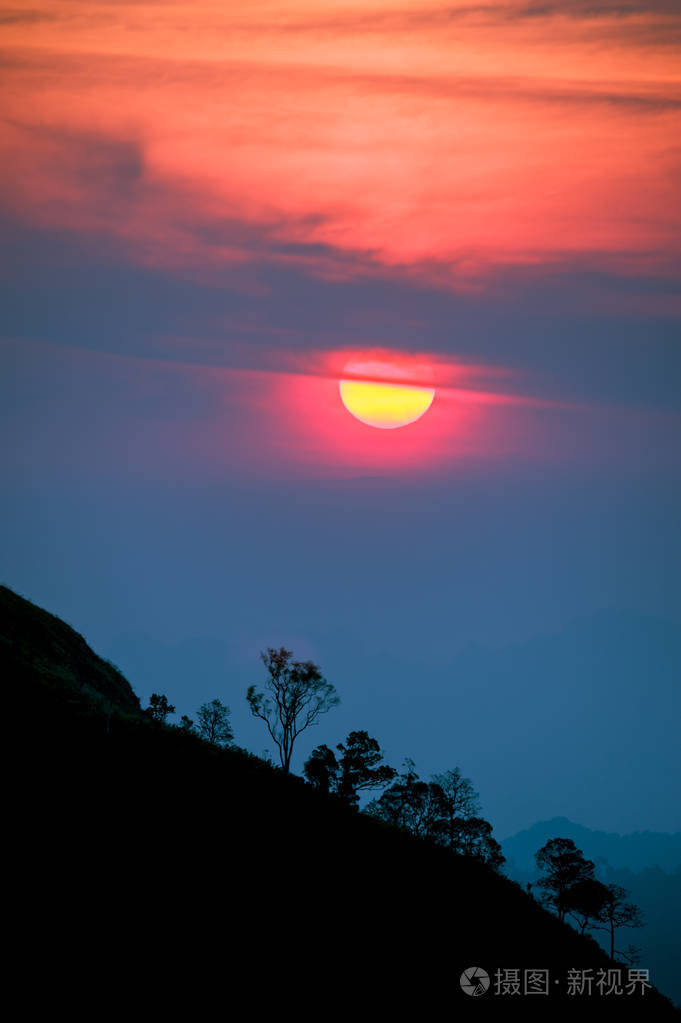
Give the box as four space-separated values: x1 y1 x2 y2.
2 0 680 838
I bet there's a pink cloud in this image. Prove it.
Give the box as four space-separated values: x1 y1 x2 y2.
0 1 679 297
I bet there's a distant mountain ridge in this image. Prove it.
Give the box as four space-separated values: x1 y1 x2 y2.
502 816 681 874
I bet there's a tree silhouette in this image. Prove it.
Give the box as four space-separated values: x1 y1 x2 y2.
430 768 481 847
448 817 505 869
593 883 644 960
565 877 611 935
246 647 339 772
303 743 338 794
618 944 643 967
178 715 195 732
196 699 233 747
146 693 175 723
364 760 503 869
534 838 595 922
365 759 439 837
303 730 395 806
335 731 396 807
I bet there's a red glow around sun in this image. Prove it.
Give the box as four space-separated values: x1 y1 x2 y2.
262 348 543 474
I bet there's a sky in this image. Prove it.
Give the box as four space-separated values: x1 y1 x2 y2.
1 0 680 839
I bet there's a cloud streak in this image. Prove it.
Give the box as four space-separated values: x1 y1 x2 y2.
5 334 677 486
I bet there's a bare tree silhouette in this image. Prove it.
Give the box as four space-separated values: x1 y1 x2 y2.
247 647 339 772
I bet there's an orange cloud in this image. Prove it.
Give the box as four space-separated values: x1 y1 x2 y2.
1 0 679 292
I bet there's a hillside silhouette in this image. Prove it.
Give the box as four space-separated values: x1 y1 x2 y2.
3 584 139 715
4 584 678 1017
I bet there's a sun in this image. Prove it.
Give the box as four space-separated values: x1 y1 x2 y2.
339 378 435 429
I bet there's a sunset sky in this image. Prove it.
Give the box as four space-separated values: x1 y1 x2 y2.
2 1 680 837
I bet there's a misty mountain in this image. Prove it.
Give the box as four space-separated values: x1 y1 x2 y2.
502 817 681 874
501 818 681 1009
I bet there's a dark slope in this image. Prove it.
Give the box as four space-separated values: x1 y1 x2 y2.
2 584 140 715
7 588 678 1018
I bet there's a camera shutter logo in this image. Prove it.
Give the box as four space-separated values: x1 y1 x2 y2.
460 967 490 996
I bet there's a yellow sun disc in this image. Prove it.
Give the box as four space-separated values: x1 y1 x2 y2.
339 379 435 429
